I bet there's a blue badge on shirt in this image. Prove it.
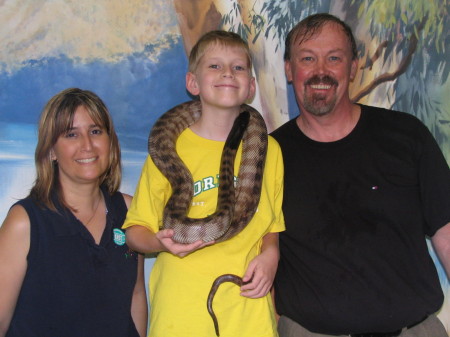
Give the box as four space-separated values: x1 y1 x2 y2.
113 228 126 246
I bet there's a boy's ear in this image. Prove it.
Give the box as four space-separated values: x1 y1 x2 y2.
186 72 200 96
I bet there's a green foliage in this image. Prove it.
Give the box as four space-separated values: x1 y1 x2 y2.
357 0 449 150
221 0 329 52
222 2 250 42
359 0 448 77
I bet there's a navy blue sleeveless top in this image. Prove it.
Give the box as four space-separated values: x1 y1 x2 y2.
7 186 140 337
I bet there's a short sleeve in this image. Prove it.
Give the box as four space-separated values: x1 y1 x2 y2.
122 155 171 233
417 125 450 236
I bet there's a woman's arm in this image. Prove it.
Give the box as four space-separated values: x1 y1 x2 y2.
131 253 148 337
0 205 30 336
122 193 148 336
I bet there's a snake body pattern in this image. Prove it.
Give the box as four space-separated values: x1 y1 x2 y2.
148 100 268 244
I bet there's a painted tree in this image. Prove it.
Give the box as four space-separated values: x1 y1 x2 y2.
349 1 448 115
173 0 222 55
227 0 449 153
350 0 449 160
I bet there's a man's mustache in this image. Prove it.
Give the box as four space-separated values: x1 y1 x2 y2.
305 75 338 86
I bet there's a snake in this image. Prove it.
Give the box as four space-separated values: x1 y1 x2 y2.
148 100 267 335
148 100 268 244
207 274 250 336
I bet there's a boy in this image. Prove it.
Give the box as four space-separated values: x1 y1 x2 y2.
124 30 284 337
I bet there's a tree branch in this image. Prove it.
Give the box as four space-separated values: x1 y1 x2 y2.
360 40 389 70
351 20 425 103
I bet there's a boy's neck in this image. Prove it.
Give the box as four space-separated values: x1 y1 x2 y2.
190 105 241 141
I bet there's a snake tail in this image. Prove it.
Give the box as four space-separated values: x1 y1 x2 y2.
207 274 250 336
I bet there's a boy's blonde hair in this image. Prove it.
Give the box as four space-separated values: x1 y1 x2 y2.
188 30 252 73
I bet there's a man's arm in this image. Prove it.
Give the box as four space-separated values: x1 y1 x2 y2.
431 222 450 279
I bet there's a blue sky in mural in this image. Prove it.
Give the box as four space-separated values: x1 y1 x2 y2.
0 37 189 149
0 36 190 219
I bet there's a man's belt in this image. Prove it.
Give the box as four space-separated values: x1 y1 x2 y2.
350 316 428 337
350 331 401 337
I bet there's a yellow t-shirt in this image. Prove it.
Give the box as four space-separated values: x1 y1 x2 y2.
124 128 285 337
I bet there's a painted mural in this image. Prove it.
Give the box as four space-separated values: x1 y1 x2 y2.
0 0 448 332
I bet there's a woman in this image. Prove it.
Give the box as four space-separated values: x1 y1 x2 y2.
0 88 147 337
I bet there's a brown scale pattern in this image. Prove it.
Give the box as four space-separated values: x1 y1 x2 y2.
148 100 268 244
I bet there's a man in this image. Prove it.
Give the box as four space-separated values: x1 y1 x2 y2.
272 13 450 337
